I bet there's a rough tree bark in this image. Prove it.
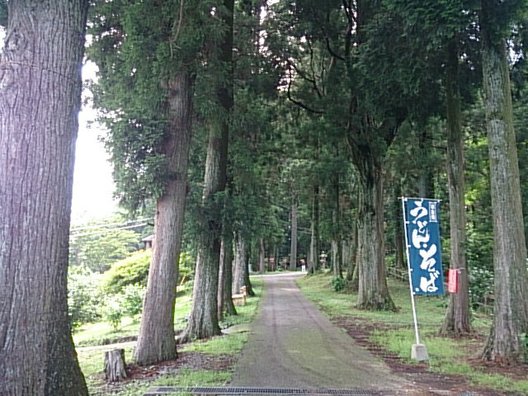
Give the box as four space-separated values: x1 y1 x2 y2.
440 39 471 336
233 231 247 294
259 238 265 274
0 1 89 394
135 73 194 365
343 0 396 309
417 128 435 198
354 155 396 311
181 0 234 342
104 349 127 382
218 235 237 320
332 172 343 278
233 233 255 296
480 1 528 363
289 196 298 270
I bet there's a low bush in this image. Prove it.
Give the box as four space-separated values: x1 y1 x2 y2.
102 250 151 294
331 276 346 292
120 283 145 318
68 268 103 330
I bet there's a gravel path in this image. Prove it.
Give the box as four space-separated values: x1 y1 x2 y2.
229 273 418 395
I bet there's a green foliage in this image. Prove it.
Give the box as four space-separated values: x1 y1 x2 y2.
468 266 494 309
102 250 151 294
331 276 346 292
68 268 103 330
103 295 126 331
88 0 207 212
102 284 145 330
179 250 194 284
69 226 141 273
120 283 146 318
102 249 194 294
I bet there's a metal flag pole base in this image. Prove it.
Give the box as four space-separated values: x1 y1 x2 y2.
411 343 429 362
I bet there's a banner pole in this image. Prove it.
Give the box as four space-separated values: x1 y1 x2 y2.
401 197 421 345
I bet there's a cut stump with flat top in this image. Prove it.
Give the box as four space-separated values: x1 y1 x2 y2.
104 348 127 382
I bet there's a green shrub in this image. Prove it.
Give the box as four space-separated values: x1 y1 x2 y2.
468 266 494 309
179 250 194 284
102 250 151 294
103 294 126 331
331 276 346 292
68 268 103 330
121 284 145 318
102 249 195 294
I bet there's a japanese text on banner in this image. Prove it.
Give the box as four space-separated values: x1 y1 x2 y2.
403 198 445 296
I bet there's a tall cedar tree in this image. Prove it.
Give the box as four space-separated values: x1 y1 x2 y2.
378 0 480 334
0 1 89 394
480 0 528 363
441 37 471 336
180 0 234 341
88 0 200 364
267 0 412 309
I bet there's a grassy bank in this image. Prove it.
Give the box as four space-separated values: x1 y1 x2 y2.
77 278 263 395
297 272 528 395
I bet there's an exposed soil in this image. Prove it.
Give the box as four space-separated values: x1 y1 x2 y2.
332 316 526 396
91 349 236 395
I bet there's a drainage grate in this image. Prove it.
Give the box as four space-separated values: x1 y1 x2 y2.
143 386 382 395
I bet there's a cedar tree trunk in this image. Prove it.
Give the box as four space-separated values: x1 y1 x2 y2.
355 157 396 311
0 1 89 394
308 185 320 273
289 197 298 270
440 39 471 336
259 238 265 274
135 73 194 365
181 0 234 341
218 235 237 319
233 231 247 294
480 2 528 363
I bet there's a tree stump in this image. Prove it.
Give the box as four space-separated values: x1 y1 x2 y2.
104 349 127 382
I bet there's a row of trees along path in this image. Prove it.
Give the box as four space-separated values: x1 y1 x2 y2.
2 1 528 394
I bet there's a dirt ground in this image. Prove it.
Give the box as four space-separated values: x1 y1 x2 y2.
333 316 527 395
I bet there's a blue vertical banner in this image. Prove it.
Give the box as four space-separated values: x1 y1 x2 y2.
403 198 445 296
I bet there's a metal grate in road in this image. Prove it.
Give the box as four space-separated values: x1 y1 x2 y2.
144 386 383 395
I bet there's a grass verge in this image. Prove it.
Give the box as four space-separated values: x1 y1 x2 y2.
77 278 262 395
297 271 528 394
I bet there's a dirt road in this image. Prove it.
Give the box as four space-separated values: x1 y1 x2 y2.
229 273 418 395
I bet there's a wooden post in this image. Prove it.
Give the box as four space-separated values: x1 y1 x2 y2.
104 349 127 382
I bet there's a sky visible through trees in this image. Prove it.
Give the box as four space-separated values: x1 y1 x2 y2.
0 29 115 223
4 2 528 393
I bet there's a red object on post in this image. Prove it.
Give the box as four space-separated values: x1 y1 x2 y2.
448 269 459 293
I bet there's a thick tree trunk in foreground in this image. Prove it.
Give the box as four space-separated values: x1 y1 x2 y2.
182 0 234 342
355 160 395 311
0 2 89 395
480 4 528 363
440 39 471 336
135 73 194 364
